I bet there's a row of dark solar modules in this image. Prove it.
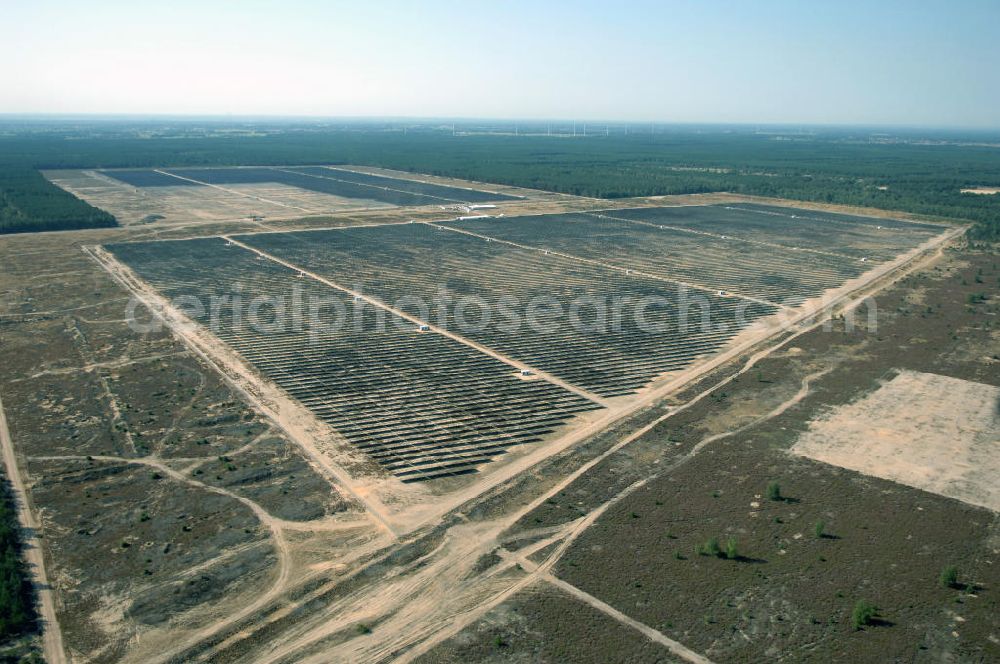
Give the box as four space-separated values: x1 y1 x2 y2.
445 214 852 302
288 166 518 203
102 166 520 206
107 237 599 481
437 212 857 304
235 223 778 397
238 330 597 479
106 204 931 480
603 204 943 262
439 208 935 303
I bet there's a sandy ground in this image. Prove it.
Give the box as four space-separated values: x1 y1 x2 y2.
42 168 560 228
792 370 1000 512
0 180 970 662
87 204 963 537
0 394 66 663
179 230 962 664
960 187 1000 195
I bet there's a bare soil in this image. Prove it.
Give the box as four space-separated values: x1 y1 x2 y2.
0 182 979 663
793 370 1000 512
530 248 1000 663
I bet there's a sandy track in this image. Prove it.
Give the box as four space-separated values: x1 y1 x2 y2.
67 214 962 661
84 245 400 537
32 454 293 588
238 314 887 663
0 394 66 664
10 351 189 381
397 367 832 663
387 236 961 663
31 454 294 664
544 573 714 663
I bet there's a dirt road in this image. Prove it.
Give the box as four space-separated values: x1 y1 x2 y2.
0 393 66 664
69 212 963 662
230 234 961 663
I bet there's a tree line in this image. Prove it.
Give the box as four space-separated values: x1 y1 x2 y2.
0 166 116 234
0 127 997 238
0 477 36 643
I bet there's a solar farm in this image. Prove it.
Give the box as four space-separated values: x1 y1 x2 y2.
100 198 948 495
43 165 539 226
6 158 989 664
106 236 601 482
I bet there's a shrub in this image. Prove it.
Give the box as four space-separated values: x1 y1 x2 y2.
700 537 721 557
766 481 782 501
851 600 877 629
940 565 959 589
726 538 739 560
814 520 825 538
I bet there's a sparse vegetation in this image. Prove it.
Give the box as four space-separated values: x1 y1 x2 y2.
851 600 878 630
939 565 959 589
700 537 721 557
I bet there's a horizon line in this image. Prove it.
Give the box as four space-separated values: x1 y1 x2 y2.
1 113 999 133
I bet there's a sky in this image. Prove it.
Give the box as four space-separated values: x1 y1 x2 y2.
3 0 999 127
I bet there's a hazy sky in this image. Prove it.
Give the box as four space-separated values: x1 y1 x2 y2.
3 0 998 127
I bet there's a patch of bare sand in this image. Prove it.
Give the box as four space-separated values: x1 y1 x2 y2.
792 370 1000 511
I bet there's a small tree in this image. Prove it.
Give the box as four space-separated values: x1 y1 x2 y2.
939 565 959 589
701 537 721 557
814 520 825 538
726 538 739 560
851 600 877 630
767 481 782 501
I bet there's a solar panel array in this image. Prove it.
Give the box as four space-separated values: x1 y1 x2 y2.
107 204 936 482
237 224 777 397
439 210 921 304
102 167 520 206
107 237 599 482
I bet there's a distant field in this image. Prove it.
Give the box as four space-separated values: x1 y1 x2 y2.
102 166 521 206
0 121 996 239
44 165 534 227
